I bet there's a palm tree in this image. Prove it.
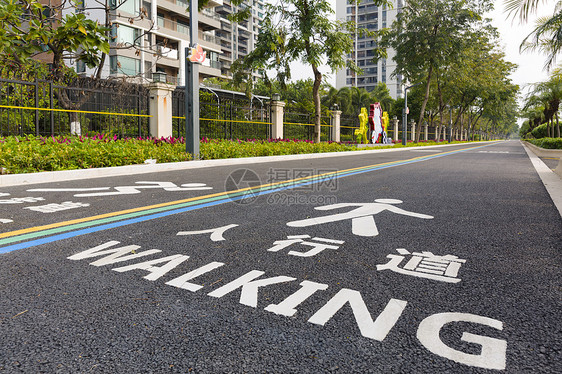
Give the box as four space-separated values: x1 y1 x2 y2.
527 73 562 136
505 0 562 69
370 82 395 113
349 87 373 113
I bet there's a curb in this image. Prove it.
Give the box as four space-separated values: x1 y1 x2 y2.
0 141 499 187
521 142 562 218
522 141 562 178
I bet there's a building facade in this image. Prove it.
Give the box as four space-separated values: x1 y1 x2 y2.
70 0 264 85
335 0 404 99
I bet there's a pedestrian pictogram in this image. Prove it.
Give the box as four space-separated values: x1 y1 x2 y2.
287 199 433 237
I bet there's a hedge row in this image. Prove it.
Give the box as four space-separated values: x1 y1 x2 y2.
0 135 477 174
525 137 562 149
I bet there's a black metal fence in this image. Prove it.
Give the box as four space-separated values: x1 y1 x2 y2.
0 78 150 138
284 111 332 141
340 114 360 143
172 86 271 140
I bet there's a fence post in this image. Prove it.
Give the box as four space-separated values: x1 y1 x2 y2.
49 82 54 136
393 118 399 142
147 82 174 138
34 80 39 136
410 120 416 141
271 99 285 139
424 123 428 141
331 110 342 142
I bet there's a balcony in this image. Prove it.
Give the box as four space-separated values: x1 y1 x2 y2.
199 31 220 45
208 60 221 70
216 4 232 15
157 45 178 60
201 8 221 21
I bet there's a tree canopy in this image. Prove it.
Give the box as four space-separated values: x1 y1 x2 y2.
231 0 389 143
378 0 518 141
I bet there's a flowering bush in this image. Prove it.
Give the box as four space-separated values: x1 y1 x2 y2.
0 134 476 174
0 135 356 174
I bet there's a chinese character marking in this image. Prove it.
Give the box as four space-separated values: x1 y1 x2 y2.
0 197 45 204
266 235 345 257
376 248 466 283
177 224 239 242
23 201 90 213
287 199 433 237
28 181 212 197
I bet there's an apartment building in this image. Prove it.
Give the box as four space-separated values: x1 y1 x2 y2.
335 0 404 99
215 0 265 78
70 0 264 85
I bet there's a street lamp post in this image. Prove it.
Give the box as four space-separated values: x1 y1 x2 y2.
185 0 199 157
448 105 452 143
403 83 420 145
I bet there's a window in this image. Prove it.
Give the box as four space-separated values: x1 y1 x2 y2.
113 0 140 15
76 60 86 73
110 56 141 76
177 20 189 34
114 24 141 46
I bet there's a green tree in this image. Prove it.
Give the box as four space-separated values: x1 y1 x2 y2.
232 0 387 143
525 73 562 137
0 0 109 82
381 0 493 142
505 0 562 69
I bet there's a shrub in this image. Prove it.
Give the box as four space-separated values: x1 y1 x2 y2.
526 137 562 149
0 135 480 174
531 123 549 139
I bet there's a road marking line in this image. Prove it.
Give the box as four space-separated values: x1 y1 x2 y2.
0 143 497 253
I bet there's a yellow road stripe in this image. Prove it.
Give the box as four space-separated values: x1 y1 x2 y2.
0 143 488 240
0 104 151 118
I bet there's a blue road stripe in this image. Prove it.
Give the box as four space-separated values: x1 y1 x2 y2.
0 142 497 254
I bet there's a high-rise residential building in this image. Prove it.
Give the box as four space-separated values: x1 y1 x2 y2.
335 0 404 99
69 0 264 85
215 0 266 78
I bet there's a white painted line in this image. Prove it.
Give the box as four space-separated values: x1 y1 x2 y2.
522 142 562 219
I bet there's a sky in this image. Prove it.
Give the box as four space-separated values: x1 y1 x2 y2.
289 0 555 101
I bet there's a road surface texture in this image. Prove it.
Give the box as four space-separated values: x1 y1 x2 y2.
0 140 560 373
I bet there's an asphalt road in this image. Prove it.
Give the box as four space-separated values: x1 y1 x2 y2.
0 140 560 373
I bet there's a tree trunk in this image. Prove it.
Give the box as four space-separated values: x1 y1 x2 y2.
438 109 444 141
554 112 560 138
312 64 323 143
415 65 433 143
